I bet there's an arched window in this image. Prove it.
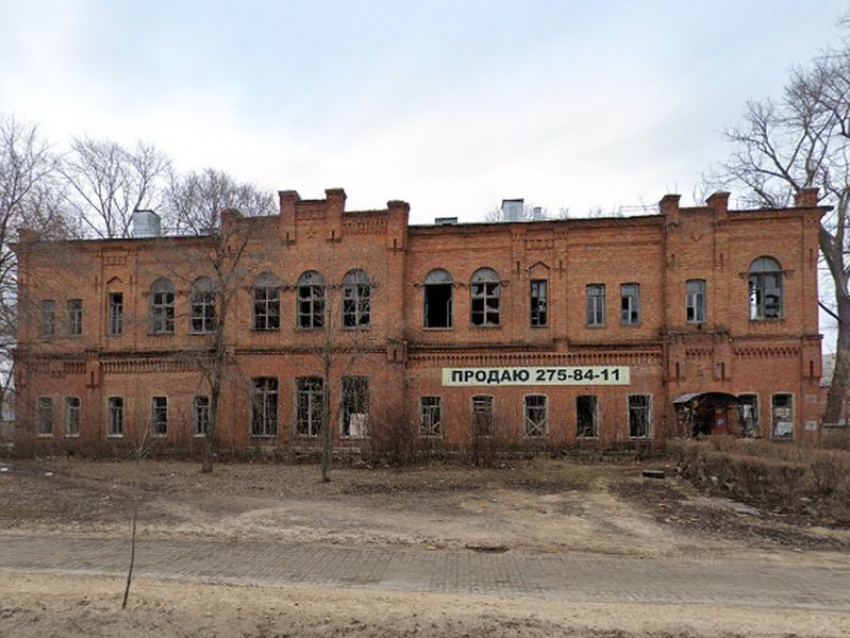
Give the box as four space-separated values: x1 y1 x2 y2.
748 257 783 320
190 277 216 333
150 278 175 334
424 268 452 328
342 269 370 328
298 271 325 329
470 268 500 326
253 272 281 331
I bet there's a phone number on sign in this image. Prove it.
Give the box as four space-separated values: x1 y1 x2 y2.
442 366 630 386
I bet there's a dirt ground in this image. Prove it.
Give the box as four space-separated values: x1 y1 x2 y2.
2 457 850 637
2 571 849 638
1 456 849 564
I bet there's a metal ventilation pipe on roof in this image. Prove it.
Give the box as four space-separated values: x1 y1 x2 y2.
131 210 161 238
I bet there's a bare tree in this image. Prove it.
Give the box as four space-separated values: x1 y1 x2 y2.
710 43 850 427
60 138 170 239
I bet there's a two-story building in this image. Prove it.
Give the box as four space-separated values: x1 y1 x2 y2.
13 187 825 454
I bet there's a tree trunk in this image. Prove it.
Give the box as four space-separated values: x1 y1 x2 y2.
321 352 333 482
824 292 850 427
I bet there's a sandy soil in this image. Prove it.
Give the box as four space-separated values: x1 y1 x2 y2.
2 571 848 638
2 457 849 566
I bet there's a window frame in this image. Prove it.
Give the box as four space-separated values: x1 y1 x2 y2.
296 376 324 437
193 395 210 437
108 292 124 336
748 257 784 321
41 300 56 337
771 392 795 441
107 396 124 438
737 393 760 437
252 272 281 332
190 277 216 334
419 396 443 438
424 269 453 329
686 279 706 324
524 394 548 439
620 283 641 326
151 396 168 437
628 394 652 439
342 269 371 329
36 396 53 437
251 377 279 437
64 396 81 438
530 279 548 327
471 395 494 437
586 284 605 327
340 376 369 438
67 299 83 337
149 278 175 335
470 268 501 327
297 271 326 330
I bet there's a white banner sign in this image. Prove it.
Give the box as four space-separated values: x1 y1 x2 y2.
442 366 630 387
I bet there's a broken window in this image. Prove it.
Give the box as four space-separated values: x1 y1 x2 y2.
470 268 500 326
36 397 53 436
342 269 370 328
108 292 123 336
297 271 325 329
193 395 210 437
472 395 493 437
41 300 55 336
64 397 80 437
190 277 216 333
686 279 705 324
524 395 547 438
151 396 168 437
107 397 123 437
738 394 759 437
620 283 640 325
586 284 605 326
341 376 369 438
150 278 175 334
771 393 794 440
424 269 453 328
67 299 83 336
296 376 324 436
628 394 651 438
576 395 598 438
251 377 278 437
253 272 281 331
749 257 783 320
419 396 442 437
530 280 548 327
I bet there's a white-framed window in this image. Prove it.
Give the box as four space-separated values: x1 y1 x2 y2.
296 376 324 436
297 271 326 329
620 283 640 325
771 393 794 440
251 377 278 437
253 272 282 331
470 268 500 327
472 395 494 437
107 397 124 437
749 256 783 320
628 394 651 439
108 292 123 336
686 279 706 324
530 280 548 327
64 397 81 437
341 376 369 438
586 284 605 326
342 269 371 328
36 397 53 436
41 300 56 336
576 395 598 438
67 299 83 336
150 278 175 335
193 395 210 437
151 396 167 437
524 395 547 438
738 394 759 437
190 277 216 334
419 396 442 437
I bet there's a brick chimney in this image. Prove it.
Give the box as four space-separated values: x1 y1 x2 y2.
660 194 681 224
794 187 819 208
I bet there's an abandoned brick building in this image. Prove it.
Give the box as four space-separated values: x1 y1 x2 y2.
13 187 825 453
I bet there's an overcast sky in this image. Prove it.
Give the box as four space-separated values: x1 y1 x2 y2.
3 0 847 223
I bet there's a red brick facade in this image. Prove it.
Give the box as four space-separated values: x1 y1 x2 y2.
13 187 825 454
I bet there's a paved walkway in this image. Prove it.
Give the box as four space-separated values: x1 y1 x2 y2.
1 535 849 611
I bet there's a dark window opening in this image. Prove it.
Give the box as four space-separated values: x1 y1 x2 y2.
251 377 278 437
530 280 548 327
629 395 651 438
470 268 500 327
472 395 493 437
151 396 168 436
424 269 453 328
67 299 83 336
341 376 369 438
297 376 324 436
108 293 123 336
576 395 598 438
297 271 325 329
